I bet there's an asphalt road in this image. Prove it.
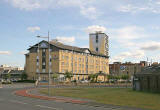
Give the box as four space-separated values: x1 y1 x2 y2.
0 84 123 110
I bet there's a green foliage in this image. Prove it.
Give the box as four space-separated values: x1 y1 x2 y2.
21 73 28 80
52 73 59 79
6 74 11 79
88 74 96 82
121 74 129 80
64 71 73 82
16 80 35 83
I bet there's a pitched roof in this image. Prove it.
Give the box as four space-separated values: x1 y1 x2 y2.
28 40 109 58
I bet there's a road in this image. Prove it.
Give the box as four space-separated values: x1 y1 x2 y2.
0 84 125 110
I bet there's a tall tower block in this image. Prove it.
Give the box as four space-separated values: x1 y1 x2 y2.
89 32 109 56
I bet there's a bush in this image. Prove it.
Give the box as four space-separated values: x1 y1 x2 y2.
2 82 12 84
15 80 36 83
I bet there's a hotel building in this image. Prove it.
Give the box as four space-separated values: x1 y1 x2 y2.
25 32 109 81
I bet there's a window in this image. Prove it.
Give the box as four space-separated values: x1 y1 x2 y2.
42 65 46 69
42 69 45 73
42 62 45 65
62 70 65 73
79 58 81 62
96 34 98 43
42 49 46 52
96 47 98 52
62 55 64 59
61 62 64 66
36 69 39 73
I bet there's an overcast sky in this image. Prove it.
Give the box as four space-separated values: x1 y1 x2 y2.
0 0 160 67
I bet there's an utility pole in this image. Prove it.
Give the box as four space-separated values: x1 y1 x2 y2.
36 31 51 96
48 31 51 96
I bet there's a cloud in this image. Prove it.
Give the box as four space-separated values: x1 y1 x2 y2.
55 36 75 44
0 51 11 55
118 1 160 14
27 26 40 33
111 50 145 63
80 6 101 19
86 25 106 33
140 41 160 51
4 0 101 19
5 0 41 11
110 26 145 40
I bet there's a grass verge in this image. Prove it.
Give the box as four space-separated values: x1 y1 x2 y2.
40 88 160 110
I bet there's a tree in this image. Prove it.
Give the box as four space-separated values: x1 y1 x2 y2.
21 73 28 80
121 74 129 80
52 73 59 82
64 71 73 82
88 74 96 82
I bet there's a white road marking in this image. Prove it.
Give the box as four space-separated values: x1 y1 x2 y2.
35 105 63 110
9 100 28 105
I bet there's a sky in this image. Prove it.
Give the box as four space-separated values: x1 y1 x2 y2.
0 0 160 67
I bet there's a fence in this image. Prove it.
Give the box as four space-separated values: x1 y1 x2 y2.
133 73 160 92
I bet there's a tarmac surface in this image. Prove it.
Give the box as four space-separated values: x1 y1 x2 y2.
0 83 147 110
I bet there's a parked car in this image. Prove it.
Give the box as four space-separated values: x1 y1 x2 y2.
1 79 12 84
80 80 89 83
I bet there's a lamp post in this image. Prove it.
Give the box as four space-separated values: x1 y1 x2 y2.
37 31 51 96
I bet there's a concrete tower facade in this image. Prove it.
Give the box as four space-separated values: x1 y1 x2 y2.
89 32 109 56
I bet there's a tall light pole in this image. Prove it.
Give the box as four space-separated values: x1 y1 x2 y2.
37 31 51 96
37 37 40 81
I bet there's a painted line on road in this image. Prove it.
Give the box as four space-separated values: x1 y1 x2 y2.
9 100 28 105
35 105 63 110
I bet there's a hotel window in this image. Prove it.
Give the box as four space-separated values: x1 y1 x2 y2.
42 69 45 73
79 58 81 62
62 55 64 60
96 47 98 52
42 49 45 52
65 56 69 60
62 70 65 73
36 69 39 73
42 65 46 69
96 34 98 43
61 62 64 66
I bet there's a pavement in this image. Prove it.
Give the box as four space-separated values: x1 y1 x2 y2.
0 83 148 110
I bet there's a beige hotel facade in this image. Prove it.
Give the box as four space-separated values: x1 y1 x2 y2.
25 32 109 82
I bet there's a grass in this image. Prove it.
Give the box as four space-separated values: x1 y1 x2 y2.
40 88 160 110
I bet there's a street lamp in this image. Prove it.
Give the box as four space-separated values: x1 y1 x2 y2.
36 31 51 96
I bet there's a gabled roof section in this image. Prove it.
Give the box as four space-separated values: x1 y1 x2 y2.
28 40 109 58
27 40 48 50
